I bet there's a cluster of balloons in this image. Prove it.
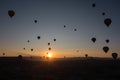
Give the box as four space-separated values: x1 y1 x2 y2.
91 2 118 59
22 34 57 57
92 3 112 27
63 25 78 32
6 2 117 59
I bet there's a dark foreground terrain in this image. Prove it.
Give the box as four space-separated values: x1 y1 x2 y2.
0 57 120 80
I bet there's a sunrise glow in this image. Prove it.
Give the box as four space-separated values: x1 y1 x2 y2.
47 53 52 58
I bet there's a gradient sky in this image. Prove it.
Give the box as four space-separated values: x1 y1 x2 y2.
0 0 120 58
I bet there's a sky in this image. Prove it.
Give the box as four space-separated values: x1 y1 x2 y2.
0 0 120 58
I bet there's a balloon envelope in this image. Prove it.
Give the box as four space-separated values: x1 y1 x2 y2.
37 36 40 40
85 54 88 57
103 46 109 53
31 49 33 51
112 53 118 60
91 37 96 43
48 43 50 46
64 25 66 28
104 18 112 27
74 29 77 31
48 48 51 51
54 39 56 41
76 50 79 52
8 10 15 18
106 39 109 43
34 20 37 23
3 53 5 55
92 3 96 7
27 40 30 43
102 12 105 16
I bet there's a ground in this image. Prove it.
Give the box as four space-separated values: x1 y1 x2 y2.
0 57 120 80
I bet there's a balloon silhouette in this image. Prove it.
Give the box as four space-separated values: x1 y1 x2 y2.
37 36 40 40
112 53 118 60
31 49 33 51
27 40 30 43
48 43 50 46
85 54 88 57
23 48 25 50
103 46 109 53
18 55 23 59
102 12 105 16
3 53 5 56
34 20 37 23
76 50 79 52
91 37 96 43
53 39 56 41
92 3 96 7
8 10 15 18
104 18 112 27
106 39 109 43
64 25 66 28
74 29 77 31
48 48 51 51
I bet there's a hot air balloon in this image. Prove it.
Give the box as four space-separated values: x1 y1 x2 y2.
106 39 109 43
48 43 50 46
85 54 88 57
37 36 40 40
76 50 79 52
53 39 56 41
34 20 37 23
104 18 112 27
103 46 109 53
92 3 96 7
112 53 118 60
48 48 51 51
27 40 30 43
74 29 77 31
31 49 33 51
102 12 105 16
8 10 15 18
3 53 5 56
64 25 66 28
18 55 23 59
91 37 96 43
23 48 25 50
